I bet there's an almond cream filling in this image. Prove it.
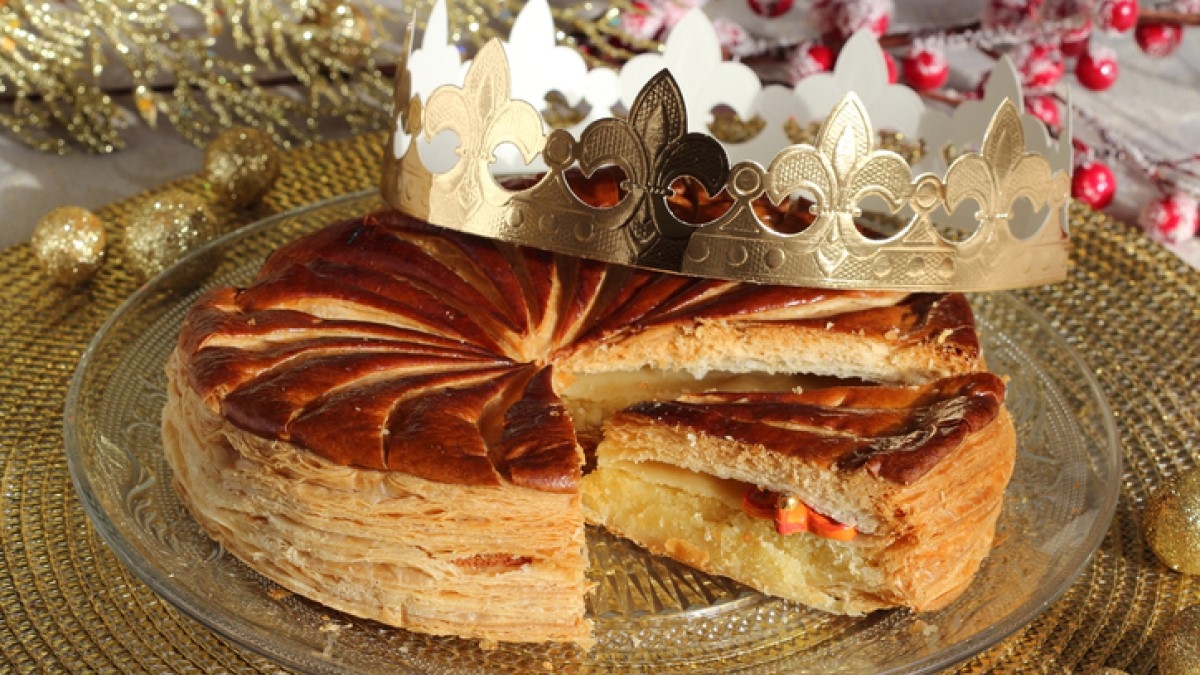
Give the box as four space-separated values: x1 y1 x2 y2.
580 460 891 615
555 368 861 433
594 457 865 533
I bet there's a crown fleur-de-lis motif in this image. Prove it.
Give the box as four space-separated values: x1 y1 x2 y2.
574 70 728 267
422 40 547 230
944 99 1052 260
382 28 1070 292
766 94 913 274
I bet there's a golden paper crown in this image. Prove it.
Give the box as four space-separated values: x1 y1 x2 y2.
381 11 1071 292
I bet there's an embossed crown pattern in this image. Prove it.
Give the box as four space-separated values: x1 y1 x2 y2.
381 2 1071 292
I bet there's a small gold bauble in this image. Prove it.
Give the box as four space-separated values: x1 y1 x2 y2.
125 190 220 281
203 127 280 208
1158 605 1200 675
30 206 107 286
1144 467 1200 575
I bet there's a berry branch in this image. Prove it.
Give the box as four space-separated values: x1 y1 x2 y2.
613 0 1200 243
1139 8 1200 25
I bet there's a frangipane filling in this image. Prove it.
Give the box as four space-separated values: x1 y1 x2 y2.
560 367 863 540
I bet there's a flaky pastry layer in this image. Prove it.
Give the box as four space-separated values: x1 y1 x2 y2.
163 352 591 645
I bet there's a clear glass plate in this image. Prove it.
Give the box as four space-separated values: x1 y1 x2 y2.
64 191 1122 674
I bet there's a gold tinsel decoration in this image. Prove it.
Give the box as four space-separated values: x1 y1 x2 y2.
308 3 374 69
124 189 221 282
0 0 655 154
29 206 107 286
1158 605 1200 675
204 127 281 208
1144 467 1200 575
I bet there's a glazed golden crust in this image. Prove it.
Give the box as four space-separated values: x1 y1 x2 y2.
176 210 982 491
615 372 1006 485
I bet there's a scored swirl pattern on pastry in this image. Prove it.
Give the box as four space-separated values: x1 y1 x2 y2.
178 204 985 493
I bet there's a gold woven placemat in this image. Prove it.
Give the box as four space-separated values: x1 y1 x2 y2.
1 132 1197 673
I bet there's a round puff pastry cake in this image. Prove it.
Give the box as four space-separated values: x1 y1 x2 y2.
163 198 1013 644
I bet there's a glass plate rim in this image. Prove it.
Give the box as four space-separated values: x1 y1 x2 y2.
63 189 1123 674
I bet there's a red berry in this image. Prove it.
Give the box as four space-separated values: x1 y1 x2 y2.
974 70 991 99
807 42 835 71
1076 46 1118 91
1060 18 1092 57
1135 22 1184 58
712 18 750 53
1071 161 1117 210
883 50 897 84
866 11 890 37
1071 137 1090 159
1026 95 1060 127
620 0 665 40
813 0 893 40
1096 0 1138 33
1140 193 1199 243
747 0 794 18
983 0 1044 29
902 46 949 91
788 42 834 83
1018 42 1066 89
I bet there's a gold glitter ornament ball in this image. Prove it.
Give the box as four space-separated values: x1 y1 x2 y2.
1144 466 1200 575
30 206 107 285
125 190 221 281
203 127 280 208
1158 605 1200 675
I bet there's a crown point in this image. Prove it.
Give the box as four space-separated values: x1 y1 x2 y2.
384 1 1070 292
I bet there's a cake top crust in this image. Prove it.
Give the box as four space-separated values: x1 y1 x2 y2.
177 200 983 492
612 372 1007 485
